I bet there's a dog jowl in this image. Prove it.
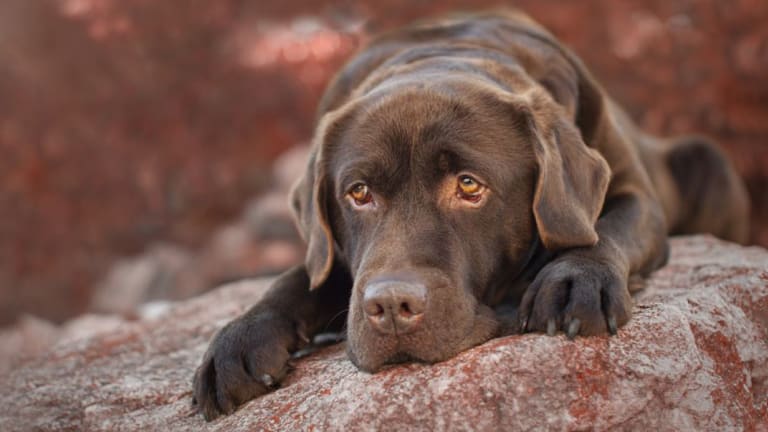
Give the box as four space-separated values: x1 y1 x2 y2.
192 10 750 420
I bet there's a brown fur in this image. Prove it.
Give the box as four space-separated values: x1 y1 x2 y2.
192 10 750 420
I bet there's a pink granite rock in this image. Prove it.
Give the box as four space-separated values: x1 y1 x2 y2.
0 236 766 431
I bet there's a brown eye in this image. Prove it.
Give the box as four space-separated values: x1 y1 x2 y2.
349 183 374 206
457 175 483 199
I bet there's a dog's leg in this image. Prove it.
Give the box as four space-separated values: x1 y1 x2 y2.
519 190 668 338
192 263 351 420
517 103 672 338
518 189 670 337
666 136 750 243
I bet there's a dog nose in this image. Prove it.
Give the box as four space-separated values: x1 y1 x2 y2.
363 280 427 335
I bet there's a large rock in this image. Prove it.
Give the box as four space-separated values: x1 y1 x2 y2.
1 236 766 431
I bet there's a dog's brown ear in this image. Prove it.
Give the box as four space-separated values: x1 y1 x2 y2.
532 114 610 250
509 90 611 251
290 155 333 290
290 110 350 290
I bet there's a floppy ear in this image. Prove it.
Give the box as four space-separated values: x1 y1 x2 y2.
290 154 333 290
532 114 610 250
504 36 618 251
290 110 349 290
509 90 611 251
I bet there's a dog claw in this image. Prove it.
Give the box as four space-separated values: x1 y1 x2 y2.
259 374 275 388
519 317 528 333
546 319 556 336
566 319 580 340
607 316 618 335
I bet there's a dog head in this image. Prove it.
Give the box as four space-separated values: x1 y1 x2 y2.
291 64 609 371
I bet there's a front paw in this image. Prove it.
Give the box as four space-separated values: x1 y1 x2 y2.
192 311 299 420
517 254 632 338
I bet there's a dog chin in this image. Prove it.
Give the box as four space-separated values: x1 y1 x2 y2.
347 346 436 373
346 303 500 372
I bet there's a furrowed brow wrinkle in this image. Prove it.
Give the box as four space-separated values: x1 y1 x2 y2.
337 160 391 192
437 144 494 175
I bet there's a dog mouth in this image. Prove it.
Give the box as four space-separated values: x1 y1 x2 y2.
346 302 500 373
346 340 434 372
383 351 422 366
347 330 488 373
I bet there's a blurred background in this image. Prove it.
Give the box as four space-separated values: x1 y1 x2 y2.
0 0 766 336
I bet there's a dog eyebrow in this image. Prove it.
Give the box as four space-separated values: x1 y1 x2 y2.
335 161 408 197
425 144 500 181
336 167 376 193
334 141 512 196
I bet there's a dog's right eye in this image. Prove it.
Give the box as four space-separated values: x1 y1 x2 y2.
348 183 374 207
456 174 486 203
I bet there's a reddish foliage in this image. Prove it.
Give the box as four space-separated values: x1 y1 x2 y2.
0 0 766 323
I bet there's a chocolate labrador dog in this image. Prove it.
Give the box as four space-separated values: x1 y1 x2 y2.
193 10 749 419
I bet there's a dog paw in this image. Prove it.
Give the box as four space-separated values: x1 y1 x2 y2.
517 254 632 338
192 312 298 421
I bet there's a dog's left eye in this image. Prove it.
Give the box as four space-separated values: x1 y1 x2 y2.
457 175 485 201
348 183 374 207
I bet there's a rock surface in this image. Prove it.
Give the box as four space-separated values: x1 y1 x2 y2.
1 236 766 431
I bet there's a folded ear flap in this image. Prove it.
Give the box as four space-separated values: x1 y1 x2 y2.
290 110 350 290
510 90 611 251
532 115 610 250
504 37 616 251
290 155 333 290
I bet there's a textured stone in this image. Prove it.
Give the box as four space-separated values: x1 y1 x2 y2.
86 146 309 316
1 236 766 431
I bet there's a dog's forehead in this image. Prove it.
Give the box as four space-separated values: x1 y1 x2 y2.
334 83 532 178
